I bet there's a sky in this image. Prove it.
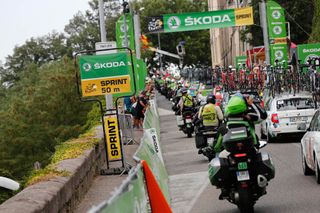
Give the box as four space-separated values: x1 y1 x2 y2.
0 0 91 63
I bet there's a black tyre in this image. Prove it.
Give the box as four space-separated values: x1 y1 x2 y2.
237 187 254 213
267 132 276 143
315 156 320 184
187 130 192 138
302 146 313 176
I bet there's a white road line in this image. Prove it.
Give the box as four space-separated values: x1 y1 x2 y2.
169 171 210 213
158 107 175 116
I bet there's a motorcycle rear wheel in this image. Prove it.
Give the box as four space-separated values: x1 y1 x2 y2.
237 187 254 213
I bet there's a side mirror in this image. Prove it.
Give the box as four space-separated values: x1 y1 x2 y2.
297 123 307 131
0 177 20 191
259 140 267 149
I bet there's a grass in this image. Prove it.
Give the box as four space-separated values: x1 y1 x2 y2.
26 126 101 186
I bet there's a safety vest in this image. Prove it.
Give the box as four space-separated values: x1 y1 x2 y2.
183 95 193 107
201 104 218 126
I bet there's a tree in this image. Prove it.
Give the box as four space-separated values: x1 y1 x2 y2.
310 0 320 42
2 32 68 84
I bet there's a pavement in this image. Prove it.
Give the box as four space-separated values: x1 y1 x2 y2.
75 128 143 213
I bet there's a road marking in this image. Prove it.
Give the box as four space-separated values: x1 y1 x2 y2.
169 171 210 213
158 107 174 116
163 149 195 156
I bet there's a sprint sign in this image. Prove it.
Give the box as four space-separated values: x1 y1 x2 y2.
104 115 122 161
79 52 132 97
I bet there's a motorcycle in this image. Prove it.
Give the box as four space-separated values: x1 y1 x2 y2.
194 125 218 161
181 110 194 138
208 120 275 213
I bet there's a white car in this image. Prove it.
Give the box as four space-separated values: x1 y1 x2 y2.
261 94 316 142
300 109 320 183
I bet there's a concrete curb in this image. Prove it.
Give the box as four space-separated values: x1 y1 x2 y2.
0 132 106 213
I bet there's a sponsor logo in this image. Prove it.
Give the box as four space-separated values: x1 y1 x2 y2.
167 16 181 29
273 26 282 35
305 54 319 63
147 17 164 32
83 63 92 72
93 61 127 70
275 50 284 60
236 13 252 20
303 48 320 53
272 10 281 19
185 15 231 26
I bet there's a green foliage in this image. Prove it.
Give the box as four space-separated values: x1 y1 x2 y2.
310 0 320 42
26 166 69 186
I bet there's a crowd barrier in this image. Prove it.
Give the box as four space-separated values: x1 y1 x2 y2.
118 113 137 145
89 97 171 213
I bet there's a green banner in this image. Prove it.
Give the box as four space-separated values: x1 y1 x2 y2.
266 0 288 65
94 166 148 213
116 14 135 51
266 1 286 39
297 43 320 64
162 7 253 33
270 43 288 63
79 52 129 79
235 56 247 70
134 135 170 203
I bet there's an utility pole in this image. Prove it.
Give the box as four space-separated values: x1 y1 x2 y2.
259 0 270 64
158 33 163 71
98 0 114 110
98 0 107 42
122 1 129 48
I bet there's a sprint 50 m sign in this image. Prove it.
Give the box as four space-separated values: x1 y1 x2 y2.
79 52 132 97
147 7 253 33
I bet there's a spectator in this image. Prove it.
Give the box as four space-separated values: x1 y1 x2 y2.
134 90 148 129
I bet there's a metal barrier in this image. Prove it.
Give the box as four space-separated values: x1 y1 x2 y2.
118 112 137 145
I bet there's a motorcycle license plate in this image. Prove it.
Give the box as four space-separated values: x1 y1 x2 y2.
207 138 214 144
186 119 192 123
236 170 250 181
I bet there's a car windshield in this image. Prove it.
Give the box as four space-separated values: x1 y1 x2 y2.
276 98 314 111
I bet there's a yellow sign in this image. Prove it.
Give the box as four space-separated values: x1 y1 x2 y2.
274 38 287 44
81 75 131 97
235 7 254 26
104 115 122 161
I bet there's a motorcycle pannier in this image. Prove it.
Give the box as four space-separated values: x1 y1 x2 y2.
208 157 230 187
195 133 208 148
222 127 254 153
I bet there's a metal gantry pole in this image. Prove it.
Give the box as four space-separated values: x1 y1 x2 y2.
260 0 270 64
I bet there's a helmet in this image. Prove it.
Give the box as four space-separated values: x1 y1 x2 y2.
225 95 247 116
181 88 188 94
206 95 216 104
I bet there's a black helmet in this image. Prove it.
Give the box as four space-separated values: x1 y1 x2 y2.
206 95 216 104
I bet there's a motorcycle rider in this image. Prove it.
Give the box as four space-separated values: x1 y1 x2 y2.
178 88 195 114
213 93 267 155
213 93 267 199
196 95 224 158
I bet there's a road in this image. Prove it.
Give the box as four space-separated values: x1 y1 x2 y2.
157 94 320 213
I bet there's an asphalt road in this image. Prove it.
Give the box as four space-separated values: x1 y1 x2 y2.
157 94 320 213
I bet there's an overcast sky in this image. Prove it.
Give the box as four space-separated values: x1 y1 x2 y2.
0 0 91 63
